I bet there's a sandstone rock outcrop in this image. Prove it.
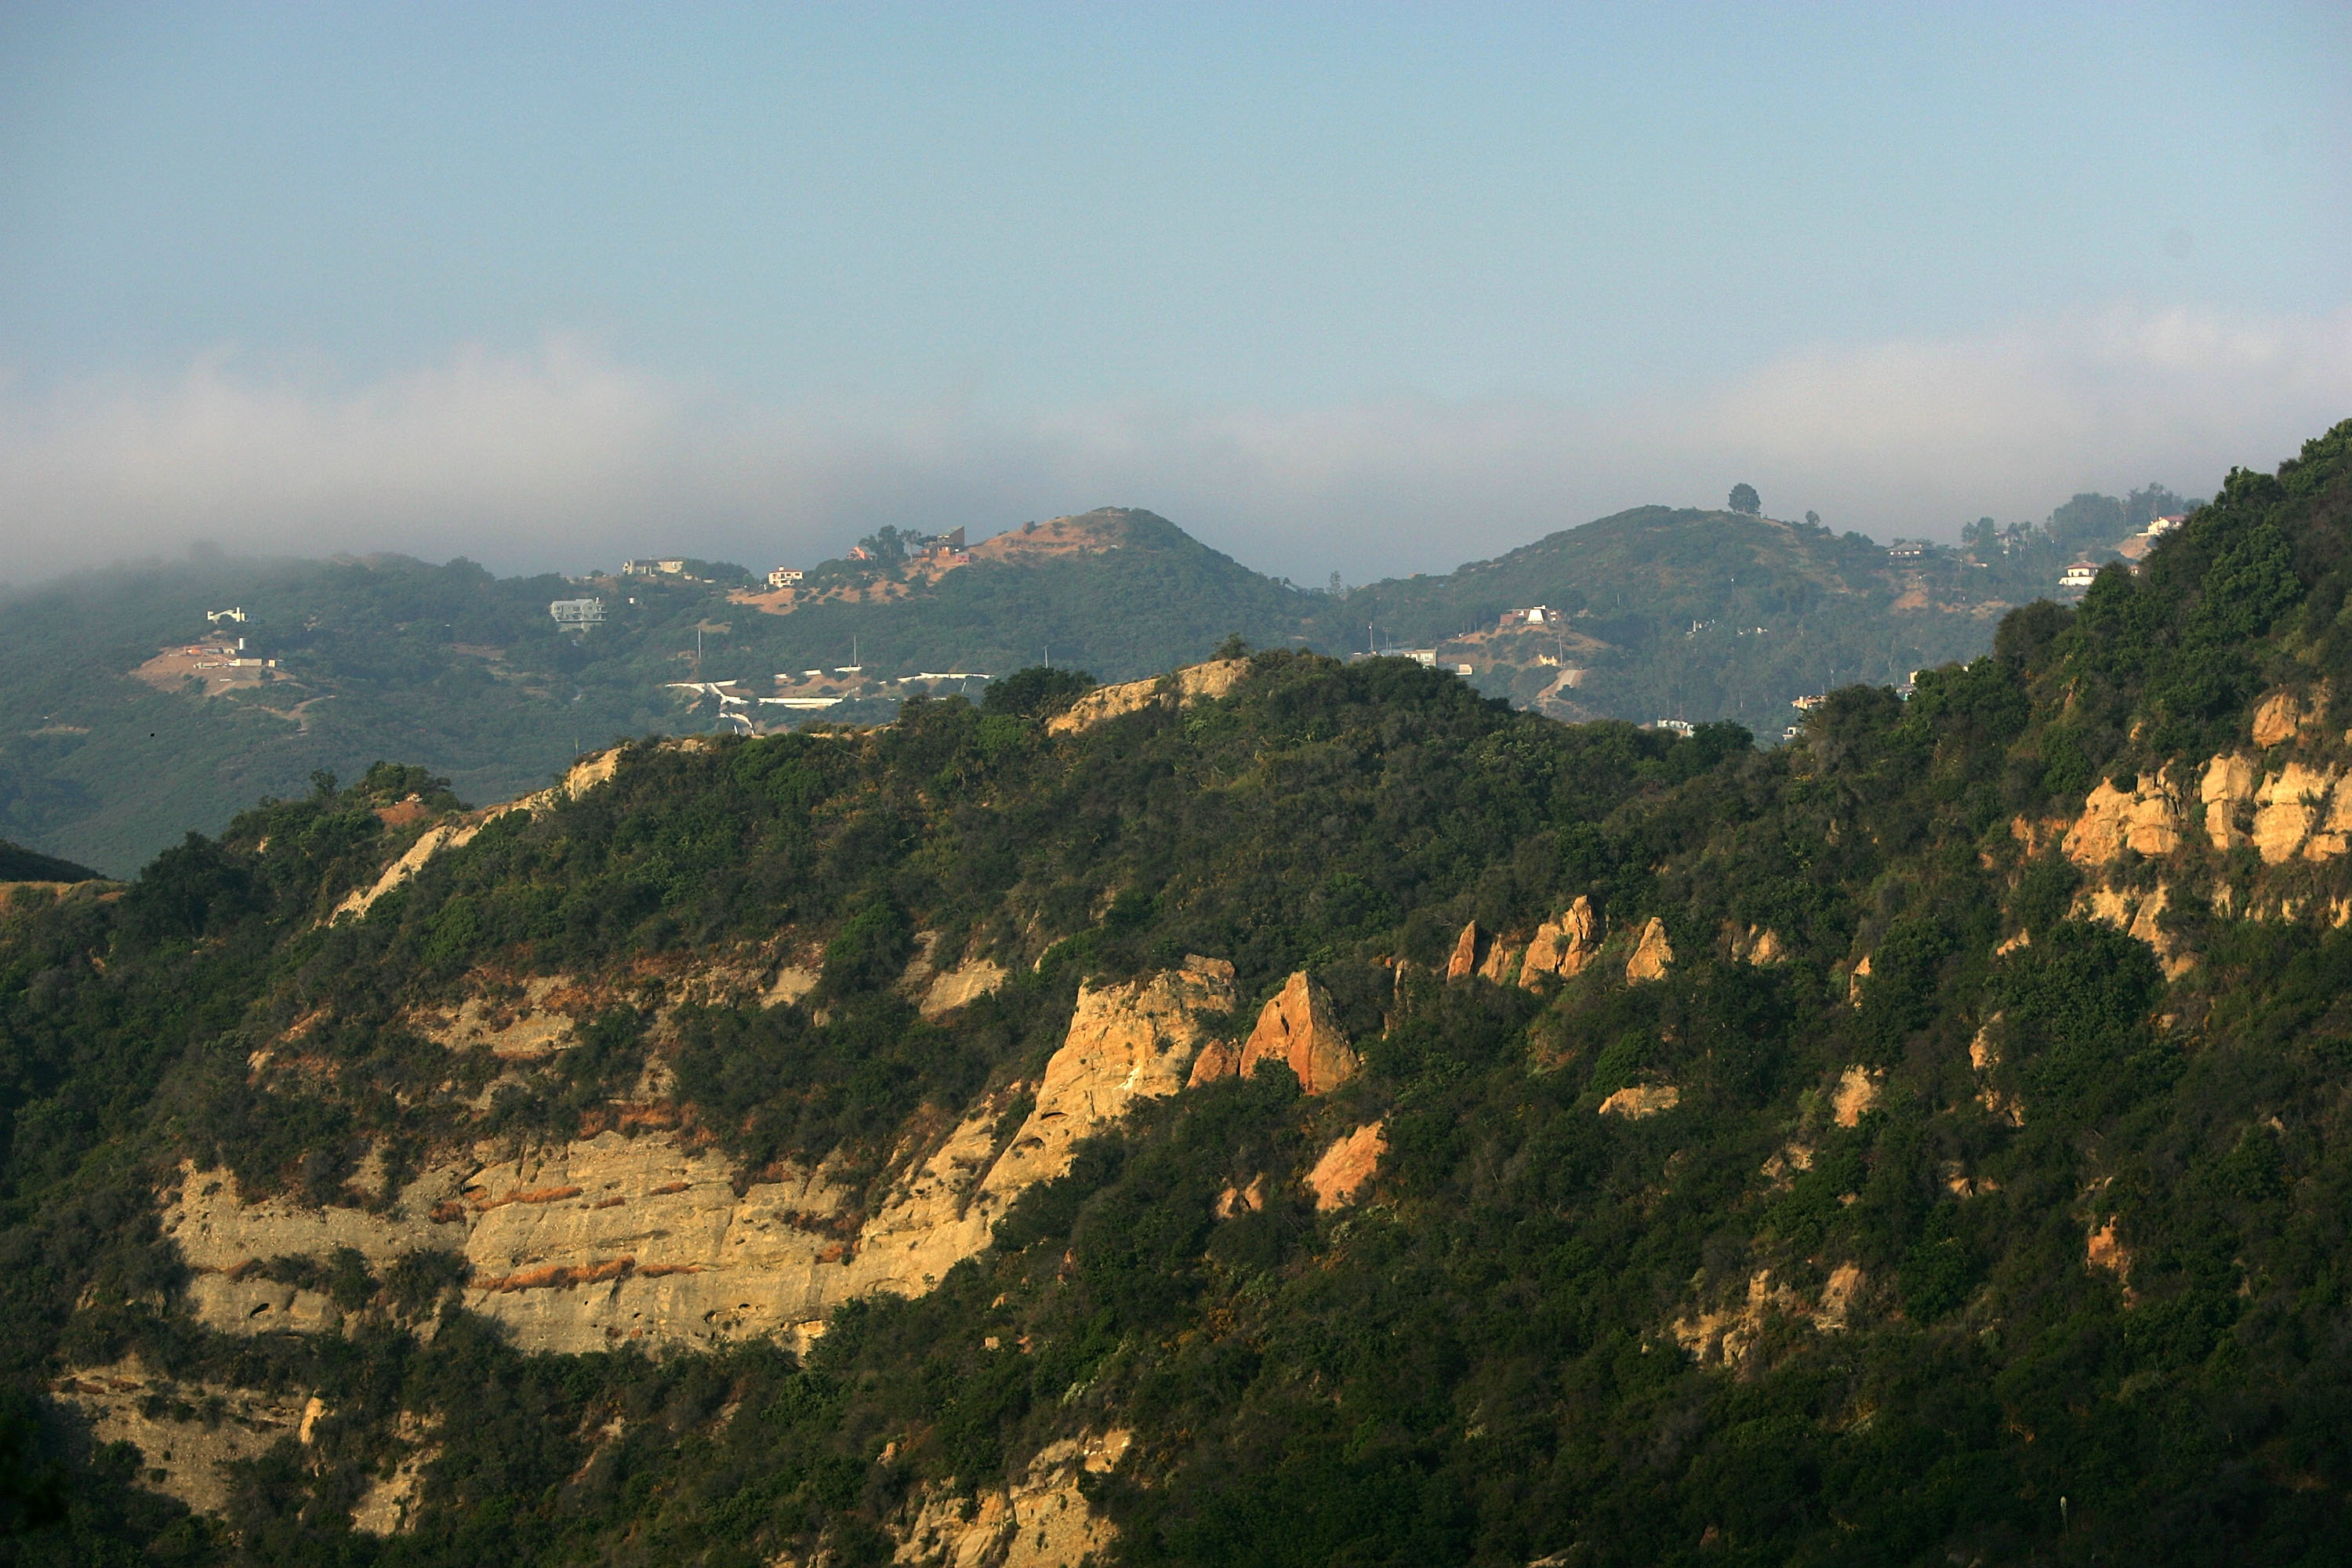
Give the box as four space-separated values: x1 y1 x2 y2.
1045 659 1249 735
1671 1264 1863 1367
1305 1122 1387 1210
919 958 1007 1018
883 1431 1131 1567
1624 917 1673 983
2062 771 2184 866
411 973 582 1059
335 820 485 920
1831 1066 1882 1127
987 964 1236 1196
2202 753 2259 849
2074 881 2192 977
52 1359 316 1517
1189 971 1357 1094
1519 897 1602 987
2252 687 2327 748
166 961 1243 1355
1446 921 1486 981
2252 761 2342 863
1598 1083 1679 1119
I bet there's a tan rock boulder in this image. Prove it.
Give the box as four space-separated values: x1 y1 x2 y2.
2061 771 2184 867
1624 917 1673 983
1232 971 1359 1094
1306 1122 1388 1210
1520 896 1602 987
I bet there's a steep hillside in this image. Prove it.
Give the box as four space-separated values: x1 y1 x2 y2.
5 420 2352 1566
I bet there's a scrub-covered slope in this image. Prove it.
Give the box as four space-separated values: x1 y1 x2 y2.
6 421 2352 1566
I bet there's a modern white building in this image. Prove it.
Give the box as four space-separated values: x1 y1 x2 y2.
550 597 606 624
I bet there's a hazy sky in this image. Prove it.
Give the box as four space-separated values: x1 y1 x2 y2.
3 2 2349 585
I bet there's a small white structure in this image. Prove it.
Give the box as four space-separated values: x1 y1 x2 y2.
550 597 606 625
1653 718 1697 736
767 567 805 589
2060 562 2101 590
2146 514 2187 538
206 608 248 624
1504 605 1555 626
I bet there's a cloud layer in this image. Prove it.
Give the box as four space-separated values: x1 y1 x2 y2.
5 307 2348 589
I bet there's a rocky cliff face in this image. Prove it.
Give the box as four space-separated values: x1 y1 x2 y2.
162 959 1241 1358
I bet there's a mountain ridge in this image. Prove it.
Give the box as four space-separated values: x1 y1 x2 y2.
4 419 2350 1563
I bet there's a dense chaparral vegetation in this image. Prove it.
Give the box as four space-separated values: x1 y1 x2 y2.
0 426 2347 1564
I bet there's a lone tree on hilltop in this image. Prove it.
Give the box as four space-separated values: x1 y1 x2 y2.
1729 483 1762 516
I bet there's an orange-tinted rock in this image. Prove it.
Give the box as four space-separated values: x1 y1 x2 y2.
1445 921 1483 981
1597 1083 1679 1118
1478 937 1516 983
1235 972 1359 1094
1520 896 1602 987
1305 1123 1387 1210
1624 917 1672 983
1185 1040 1240 1088
1831 1066 1882 1127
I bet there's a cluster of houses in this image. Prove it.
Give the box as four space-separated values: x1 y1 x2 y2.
2060 513 2184 593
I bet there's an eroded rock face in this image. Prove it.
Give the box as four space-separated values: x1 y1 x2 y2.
167 961 1243 1355
1519 897 1602 987
1598 1084 1679 1119
2202 753 2259 850
336 820 485 920
1671 1265 1863 1367
1831 1066 1882 1127
51 1359 314 1517
919 959 1007 1018
1306 1122 1387 1210
411 973 583 1059
1044 659 1249 735
1446 921 1485 981
2252 687 2328 748
2074 881 2193 977
1624 917 1673 983
884 1431 1131 1567
2063 771 2184 866
1189 971 1357 1094
989 964 1236 1196
2252 761 2343 863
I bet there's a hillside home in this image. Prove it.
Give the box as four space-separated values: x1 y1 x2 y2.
2060 562 2101 590
549 597 606 625
1504 606 1555 626
205 607 247 624
767 567 805 589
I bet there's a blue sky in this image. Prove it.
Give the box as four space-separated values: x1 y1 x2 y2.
2 2 2348 583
